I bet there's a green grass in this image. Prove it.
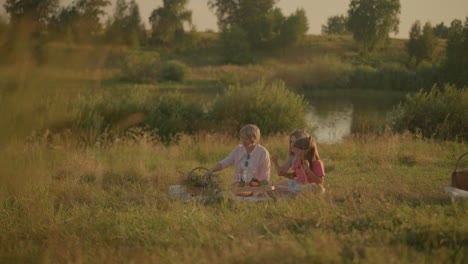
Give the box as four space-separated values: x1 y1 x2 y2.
0 132 466 263
0 34 465 263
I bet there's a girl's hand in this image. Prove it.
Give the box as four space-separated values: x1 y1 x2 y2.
303 160 310 168
285 172 297 179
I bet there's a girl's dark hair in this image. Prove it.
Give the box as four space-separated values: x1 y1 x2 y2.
294 136 320 161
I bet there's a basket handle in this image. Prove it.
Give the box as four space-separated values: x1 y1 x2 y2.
453 152 468 174
189 166 210 175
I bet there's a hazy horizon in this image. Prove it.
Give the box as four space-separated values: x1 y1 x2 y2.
1 0 467 39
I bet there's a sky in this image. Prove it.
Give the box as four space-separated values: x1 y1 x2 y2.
1 0 467 39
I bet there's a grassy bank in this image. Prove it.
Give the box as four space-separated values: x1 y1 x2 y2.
1 34 466 263
0 132 466 263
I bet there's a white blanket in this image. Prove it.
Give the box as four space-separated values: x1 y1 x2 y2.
444 186 468 200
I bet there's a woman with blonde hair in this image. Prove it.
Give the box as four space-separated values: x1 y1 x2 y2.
204 124 271 185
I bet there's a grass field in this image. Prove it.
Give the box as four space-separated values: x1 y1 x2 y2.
0 131 467 263
0 34 466 263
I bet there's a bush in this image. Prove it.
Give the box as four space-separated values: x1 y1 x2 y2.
349 65 378 89
276 55 352 90
376 63 412 91
146 92 206 142
158 60 190 82
349 62 442 91
121 51 160 83
387 84 468 141
71 90 206 143
209 80 307 135
302 55 352 90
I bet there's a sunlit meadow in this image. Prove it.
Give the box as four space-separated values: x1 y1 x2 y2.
0 36 466 263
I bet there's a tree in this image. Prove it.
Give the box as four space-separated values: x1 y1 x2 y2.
277 8 309 47
208 0 278 48
209 0 309 49
444 17 468 85
105 0 146 47
149 0 192 45
2 0 59 62
4 0 58 26
407 20 421 64
48 0 110 43
407 21 435 66
419 22 436 62
73 0 110 42
322 15 348 35
346 0 401 52
433 22 449 39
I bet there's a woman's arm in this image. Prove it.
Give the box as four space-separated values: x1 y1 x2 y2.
205 163 222 177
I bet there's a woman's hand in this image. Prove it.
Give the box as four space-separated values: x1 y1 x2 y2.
203 170 212 178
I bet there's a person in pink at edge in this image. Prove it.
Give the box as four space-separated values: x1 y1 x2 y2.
277 134 325 195
204 124 271 187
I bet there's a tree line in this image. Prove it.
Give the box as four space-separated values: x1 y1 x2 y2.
1 0 467 83
321 0 467 86
0 0 308 64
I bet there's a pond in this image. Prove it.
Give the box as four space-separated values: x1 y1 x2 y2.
304 91 405 144
169 87 406 144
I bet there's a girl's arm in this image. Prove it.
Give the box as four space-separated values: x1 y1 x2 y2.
272 153 292 177
303 160 324 184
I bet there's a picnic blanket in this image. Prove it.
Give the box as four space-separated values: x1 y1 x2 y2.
167 184 275 202
444 186 468 200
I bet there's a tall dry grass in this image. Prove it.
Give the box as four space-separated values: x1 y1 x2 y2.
0 129 466 263
0 36 465 263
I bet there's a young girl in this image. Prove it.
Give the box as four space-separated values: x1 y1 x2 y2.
271 129 308 176
273 133 325 194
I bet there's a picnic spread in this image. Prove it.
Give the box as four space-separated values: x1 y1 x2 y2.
167 167 275 202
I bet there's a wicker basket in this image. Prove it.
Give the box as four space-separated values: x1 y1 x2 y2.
184 167 221 197
451 152 468 191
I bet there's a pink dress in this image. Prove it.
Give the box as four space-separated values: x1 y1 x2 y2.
292 159 325 184
219 144 271 182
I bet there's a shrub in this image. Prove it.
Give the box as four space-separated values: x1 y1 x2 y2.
216 65 274 87
209 80 307 136
120 51 160 83
349 65 378 89
146 92 206 142
71 90 206 143
304 55 352 89
376 63 412 91
387 84 468 141
158 60 190 82
276 55 352 90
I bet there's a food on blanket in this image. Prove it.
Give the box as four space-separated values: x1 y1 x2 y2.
234 180 265 187
250 181 260 187
236 191 253 197
234 181 245 187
